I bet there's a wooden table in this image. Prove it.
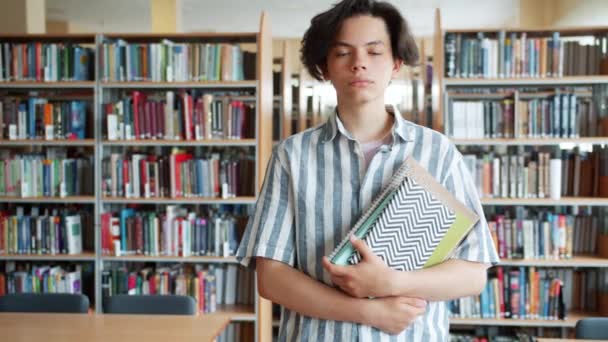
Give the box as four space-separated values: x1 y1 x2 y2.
0 313 232 342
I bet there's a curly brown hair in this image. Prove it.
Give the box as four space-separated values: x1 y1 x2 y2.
300 0 419 81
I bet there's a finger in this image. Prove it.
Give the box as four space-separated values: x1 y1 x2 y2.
322 256 349 277
350 234 374 260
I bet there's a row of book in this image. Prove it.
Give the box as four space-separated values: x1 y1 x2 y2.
461 147 608 199
444 32 606 78
101 150 255 199
100 205 247 257
0 43 93 82
448 92 604 139
450 267 607 320
0 151 93 197
100 41 256 82
0 264 85 296
0 207 93 255
104 91 255 141
101 263 255 313
487 209 601 260
450 330 540 342
0 98 89 140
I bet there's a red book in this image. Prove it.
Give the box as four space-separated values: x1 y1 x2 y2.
139 158 147 198
144 101 152 139
123 159 130 197
132 91 142 139
35 43 42 81
128 273 137 292
101 212 111 254
157 102 165 139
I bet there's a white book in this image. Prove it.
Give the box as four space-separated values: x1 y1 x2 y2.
65 215 83 254
65 269 82 294
107 114 118 140
18 107 26 139
224 264 238 305
215 266 224 305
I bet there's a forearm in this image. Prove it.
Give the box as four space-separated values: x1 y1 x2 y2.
257 257 370 324
389 259 489 301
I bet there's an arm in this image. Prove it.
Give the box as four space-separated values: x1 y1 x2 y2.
257 257 369 323
257 257 428 335
387 259 490 301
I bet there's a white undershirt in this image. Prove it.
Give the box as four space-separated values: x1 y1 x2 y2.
360 133 393 172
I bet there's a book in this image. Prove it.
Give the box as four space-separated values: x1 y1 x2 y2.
328 157 479 271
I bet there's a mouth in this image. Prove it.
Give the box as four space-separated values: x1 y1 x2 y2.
349 79 373 87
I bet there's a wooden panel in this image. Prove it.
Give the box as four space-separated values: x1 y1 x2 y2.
256 11 274 342
281 41 293 138
432 8 443 132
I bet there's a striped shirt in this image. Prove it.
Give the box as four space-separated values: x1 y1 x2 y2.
236 105 500 341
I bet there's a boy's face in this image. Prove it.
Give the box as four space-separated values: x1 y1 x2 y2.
324 15 402 106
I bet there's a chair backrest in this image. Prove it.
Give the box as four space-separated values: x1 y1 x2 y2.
104 295 196 315
0 293 89 313
575 317 608 340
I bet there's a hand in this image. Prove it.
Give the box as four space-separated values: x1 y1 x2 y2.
322 235 395 298
364 296 427 335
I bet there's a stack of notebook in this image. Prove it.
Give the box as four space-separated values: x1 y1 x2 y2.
329 157 479 271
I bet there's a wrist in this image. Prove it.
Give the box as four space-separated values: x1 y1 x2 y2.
388 269 408 297
357 298 375 326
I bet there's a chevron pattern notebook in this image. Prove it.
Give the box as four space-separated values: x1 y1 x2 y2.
328 157 479 272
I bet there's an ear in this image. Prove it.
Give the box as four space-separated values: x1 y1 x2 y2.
391 58 403 78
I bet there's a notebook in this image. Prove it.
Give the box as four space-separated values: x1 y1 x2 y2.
328 157 479 272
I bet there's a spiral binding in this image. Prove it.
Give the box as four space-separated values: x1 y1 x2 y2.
328 158 412 261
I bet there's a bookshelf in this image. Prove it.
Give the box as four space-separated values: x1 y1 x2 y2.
0 12 273 342
432 9 608 337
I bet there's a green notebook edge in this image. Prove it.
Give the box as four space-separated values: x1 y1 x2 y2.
423 212 476 268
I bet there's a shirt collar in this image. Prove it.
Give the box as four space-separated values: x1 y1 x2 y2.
322 104 416 144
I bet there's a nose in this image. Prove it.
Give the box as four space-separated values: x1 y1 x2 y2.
351 50 367 72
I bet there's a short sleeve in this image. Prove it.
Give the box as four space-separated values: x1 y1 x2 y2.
442 155 500 265
236 148 296 269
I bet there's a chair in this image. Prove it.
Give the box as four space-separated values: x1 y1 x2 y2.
0 293 89 313
575 317 608 340
103 295 196 315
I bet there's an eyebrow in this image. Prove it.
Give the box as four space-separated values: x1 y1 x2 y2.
332 40 385 48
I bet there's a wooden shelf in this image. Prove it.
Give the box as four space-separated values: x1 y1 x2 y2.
0 253 96 261
451 137 608 146
480 197 608 206
102 255 238 264
444 26 608 35
447 91 592 100
101 196 256 205
0 139 96 147
0 81 95 89
450 311 591 327
444 76 608 86
102 32 258 43
0 196 95 204
498 256 608 268
101 139 256 147
210 304 256 322
100 81 258 89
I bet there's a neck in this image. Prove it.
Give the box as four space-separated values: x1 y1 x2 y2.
336 98 393 143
